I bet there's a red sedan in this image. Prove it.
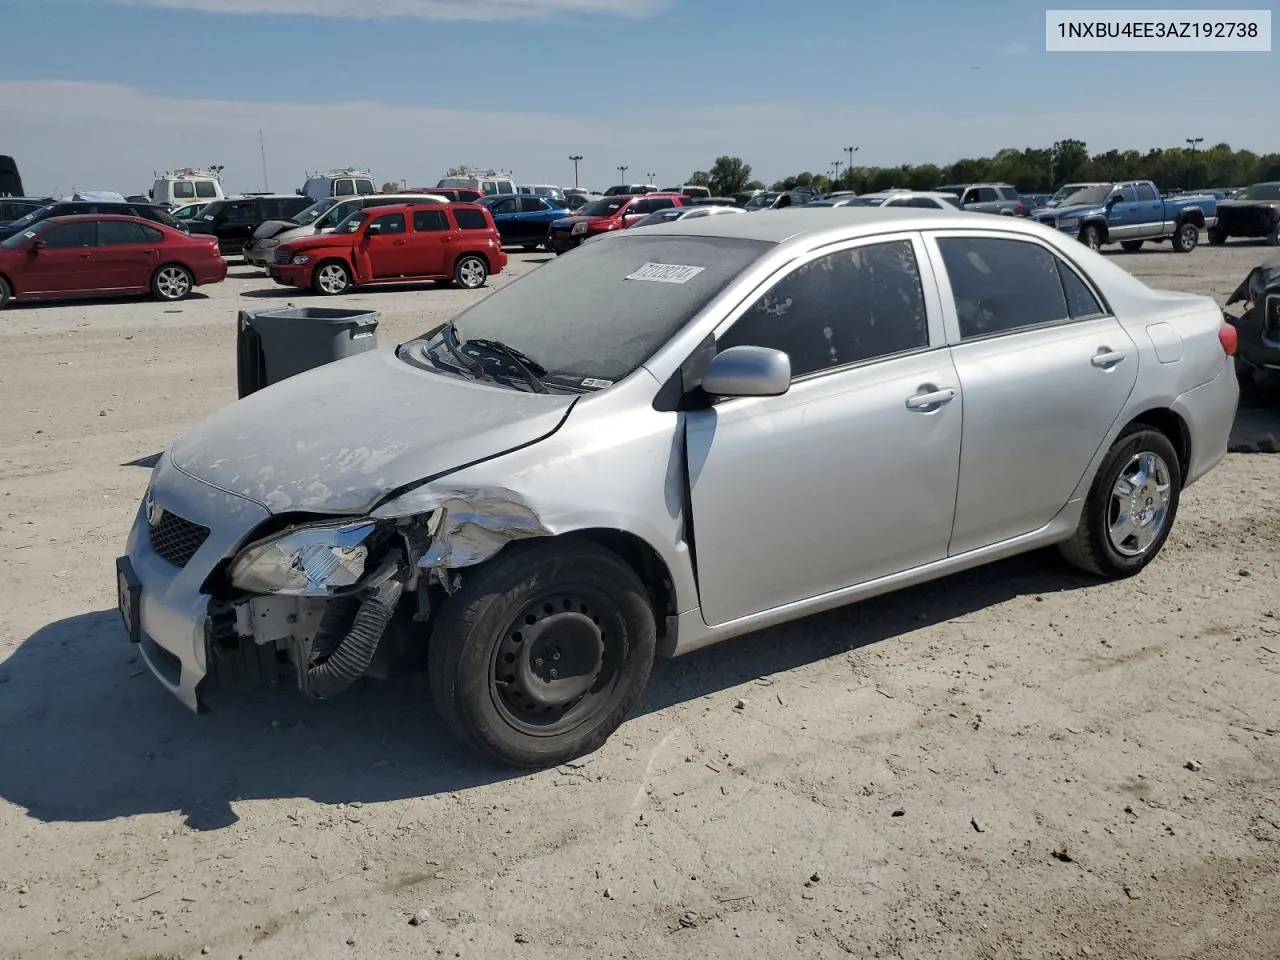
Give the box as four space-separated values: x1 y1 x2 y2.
0 214 226 309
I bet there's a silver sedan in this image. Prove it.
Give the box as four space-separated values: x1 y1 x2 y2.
117 208 1239 767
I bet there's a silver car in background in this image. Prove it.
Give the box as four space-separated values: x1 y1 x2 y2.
117 209 1239 768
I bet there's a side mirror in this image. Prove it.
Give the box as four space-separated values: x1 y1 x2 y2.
30 239 47 252
365 224 381 236
1106 192 1121 206
700 346 791 398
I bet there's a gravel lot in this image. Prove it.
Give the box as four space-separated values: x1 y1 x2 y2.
2 240 1279 960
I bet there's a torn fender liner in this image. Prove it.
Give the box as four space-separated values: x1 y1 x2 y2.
419 494 551 569
305 576 404 698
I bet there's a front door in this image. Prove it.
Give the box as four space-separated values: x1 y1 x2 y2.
1105 182 1143 238
215 199 258 253
361 211 414 278
926 232 1139 555
684 235 963 626
23 220 98 294
487 196 521 244
95 219 162 288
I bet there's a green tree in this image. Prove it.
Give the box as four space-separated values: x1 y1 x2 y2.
687 170 712 186
706 156 754 197
1051 139 1090 184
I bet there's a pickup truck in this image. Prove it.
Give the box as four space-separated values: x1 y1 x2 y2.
1030 179 1216 253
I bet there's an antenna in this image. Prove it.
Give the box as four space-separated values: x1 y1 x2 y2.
259 130 269 192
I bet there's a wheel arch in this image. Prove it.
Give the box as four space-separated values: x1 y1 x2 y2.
1081 218 1109 242
1177 207 1206 229
1121 407 1191 477
0 269 15 297
453 250 491 271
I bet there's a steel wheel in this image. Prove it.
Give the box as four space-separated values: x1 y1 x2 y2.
152 265 192 301
455 256 487 289
1106 451 1173 557
490 590 622 737
314 263 350 295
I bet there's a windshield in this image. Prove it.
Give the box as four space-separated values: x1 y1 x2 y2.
336 211 369 233
577 197 628 218
437 178 474 189
292 197 339 226
1058 185 1112 206
1234 182 1280 201
400 235 773 386
844 196 886 206
1051 183 1102 202
0 225 42 249
197 201 224 221
8 203 54 228
744 193 778 209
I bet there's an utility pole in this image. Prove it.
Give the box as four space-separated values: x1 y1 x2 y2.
569 155 583 188
258 130 269 192
618 165 628 183
1185 137 1203 190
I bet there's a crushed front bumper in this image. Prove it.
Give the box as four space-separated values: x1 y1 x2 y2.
118 457 271 712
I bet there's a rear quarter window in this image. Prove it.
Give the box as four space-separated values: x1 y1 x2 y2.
453 208 491 230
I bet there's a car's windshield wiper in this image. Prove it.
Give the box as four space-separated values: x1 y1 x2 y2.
463 338 550 394
438 321 485 378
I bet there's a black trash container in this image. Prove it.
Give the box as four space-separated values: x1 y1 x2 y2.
236 306 379 398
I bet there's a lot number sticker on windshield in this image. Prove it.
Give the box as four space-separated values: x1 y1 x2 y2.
625 262 706 284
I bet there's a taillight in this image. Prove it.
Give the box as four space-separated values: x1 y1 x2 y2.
1218 320 1238 356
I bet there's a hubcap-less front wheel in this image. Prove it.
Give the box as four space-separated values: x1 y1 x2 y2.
155 266 191 300
316 264 348 295
1107 451 1172 557
490 590 620 737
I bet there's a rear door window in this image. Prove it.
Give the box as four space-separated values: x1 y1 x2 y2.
98 220 154 245
173 182 195 199
355 179 375 194
519 197 548 213
1135 182 1157 202
413 209 450 232
335 179 356 196
195 181 218 199
936 236 1075 338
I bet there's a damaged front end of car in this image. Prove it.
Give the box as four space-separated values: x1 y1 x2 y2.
203 488 551 701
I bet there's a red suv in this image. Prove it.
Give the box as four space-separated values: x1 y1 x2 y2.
546 194 685 253
269 202 507 295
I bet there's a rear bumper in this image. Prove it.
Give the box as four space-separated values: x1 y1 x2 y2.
195 259 228 286
1173 357 1239 488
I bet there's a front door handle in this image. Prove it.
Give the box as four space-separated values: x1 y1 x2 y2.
905 387 956 411
394 239 407 246
1091 349 1126 369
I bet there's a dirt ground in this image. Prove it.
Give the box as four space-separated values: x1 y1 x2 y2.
1 239 1278 960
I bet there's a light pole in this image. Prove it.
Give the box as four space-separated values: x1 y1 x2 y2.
646 171 655 185
1185 137 1203 190
844 145 857 188
618 165 628 183
569 155 583 188
832 161 843 184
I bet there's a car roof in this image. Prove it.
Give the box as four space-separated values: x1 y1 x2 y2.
38 213 165 224
628 206 1014 245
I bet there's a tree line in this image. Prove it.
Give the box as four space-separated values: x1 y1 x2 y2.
686 141 1280 198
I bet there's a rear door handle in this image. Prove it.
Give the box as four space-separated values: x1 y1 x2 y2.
905 388 956 410
1091 349 1126 369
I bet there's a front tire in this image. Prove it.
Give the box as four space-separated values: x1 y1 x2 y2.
427 539 657 768
1120 240 1144 252
1171 221 1199 253
0 275 10 310
1079 224 1104 251
312 260 351 296
151 264 193 302
454 254 488 289
1208 226 1228 245
1059 426 1181 578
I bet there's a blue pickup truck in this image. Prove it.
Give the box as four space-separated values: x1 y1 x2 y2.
1031 179 1216 253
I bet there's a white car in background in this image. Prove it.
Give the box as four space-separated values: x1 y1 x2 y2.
809 191 965 210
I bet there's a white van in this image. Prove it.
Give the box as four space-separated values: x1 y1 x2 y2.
517 184 566 201
299 169 378 202
436 170 517 196
150 168 225 208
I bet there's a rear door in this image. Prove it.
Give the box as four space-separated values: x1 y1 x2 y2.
1133 181 1164 232
24 220 99 293
95 219 163 288
924 230 1138 554
408 208 451 276
214 199 258 252
361 211 414 278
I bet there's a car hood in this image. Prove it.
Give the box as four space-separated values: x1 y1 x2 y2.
254 219 303 240
1037 202 1101 219
551 215 607 227
166 348 577 515
278 232 358 254
1218 199 1280 210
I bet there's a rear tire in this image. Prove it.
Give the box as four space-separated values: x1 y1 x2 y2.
1208 226 1228 245
1171 221 1199 253
1059 426 1182 578
312 260 351 296
453 255 488 289
427 539 657 768
1120 240 1144 252
150 264 193 302
0 275 10 310
1269 218 1280 246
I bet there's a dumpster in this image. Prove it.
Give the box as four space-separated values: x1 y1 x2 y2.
236 306 379 398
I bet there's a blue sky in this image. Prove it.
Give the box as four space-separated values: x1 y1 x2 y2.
0 0 1273 195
